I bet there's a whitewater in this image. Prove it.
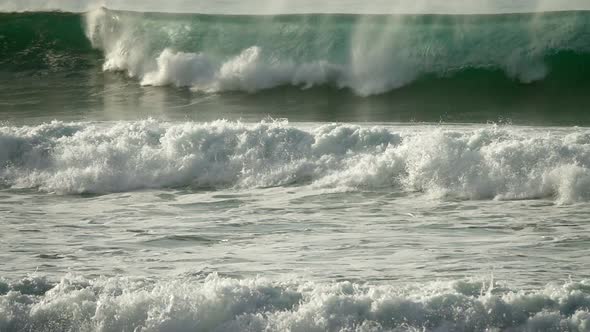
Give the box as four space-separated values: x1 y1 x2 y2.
2 2 590 331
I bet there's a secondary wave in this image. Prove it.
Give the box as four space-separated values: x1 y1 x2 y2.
2 120 590 203
2 9 590 95
1 274 589 331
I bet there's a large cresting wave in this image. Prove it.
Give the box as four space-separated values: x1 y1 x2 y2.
2 9 590 95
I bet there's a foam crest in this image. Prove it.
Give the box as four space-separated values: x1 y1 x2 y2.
141 47 339 93
142 49 216 88
3 121 590 203
1 274 590 331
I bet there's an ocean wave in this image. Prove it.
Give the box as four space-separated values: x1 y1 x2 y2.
1 274 589 331
85 9 590 96
2 120 590 203
3 9 590 95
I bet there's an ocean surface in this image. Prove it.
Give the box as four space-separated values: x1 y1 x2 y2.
2 5 590 332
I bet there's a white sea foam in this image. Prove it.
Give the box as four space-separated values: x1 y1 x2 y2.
140 47 338 93
1 120 590 203
1 274 589 331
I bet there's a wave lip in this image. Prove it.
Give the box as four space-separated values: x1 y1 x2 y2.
2 120 590 203
1 274 590 331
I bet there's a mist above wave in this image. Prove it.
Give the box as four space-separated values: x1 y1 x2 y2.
3 0 590 14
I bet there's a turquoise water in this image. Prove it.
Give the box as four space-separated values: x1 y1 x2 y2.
1 6 590 332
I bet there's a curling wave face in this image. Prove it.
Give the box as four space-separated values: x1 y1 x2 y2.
84 9 590 95
2 120 590 203
1 274 590 332
2 9 590 95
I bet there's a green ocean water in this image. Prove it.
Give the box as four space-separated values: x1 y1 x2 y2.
2 9 590 124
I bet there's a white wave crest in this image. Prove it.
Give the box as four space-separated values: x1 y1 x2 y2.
1 274 590 331
2 120 590 203
141 47 339 93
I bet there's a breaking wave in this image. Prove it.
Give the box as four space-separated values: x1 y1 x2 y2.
1 274 589 331
2 9 590 95
2 120 590 203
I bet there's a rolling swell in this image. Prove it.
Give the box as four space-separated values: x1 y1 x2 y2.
3 9 590 95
